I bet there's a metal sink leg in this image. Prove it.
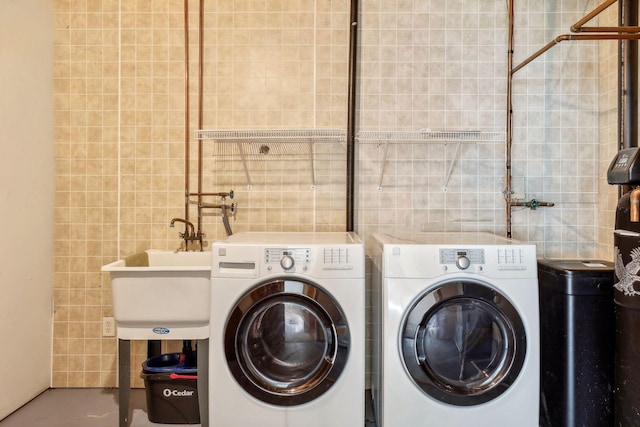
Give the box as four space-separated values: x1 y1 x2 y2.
118 339 130 427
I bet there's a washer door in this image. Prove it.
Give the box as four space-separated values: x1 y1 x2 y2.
401 280 526 406
225 279 350 406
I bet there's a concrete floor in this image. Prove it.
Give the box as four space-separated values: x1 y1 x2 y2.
0 388 377 427
0 388 191 427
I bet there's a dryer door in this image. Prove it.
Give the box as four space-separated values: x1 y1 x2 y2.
224 279 350 406
401 280 526 406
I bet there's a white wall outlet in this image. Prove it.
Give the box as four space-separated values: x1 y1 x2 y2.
102 317 116 337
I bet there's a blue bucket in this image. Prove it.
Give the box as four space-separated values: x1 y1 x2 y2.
142 352 197 375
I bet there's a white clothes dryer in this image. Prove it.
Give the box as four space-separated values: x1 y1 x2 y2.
367 232 539 427
209 232 365 427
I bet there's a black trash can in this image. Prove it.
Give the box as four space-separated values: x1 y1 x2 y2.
538 259 615 427
141 352 200 424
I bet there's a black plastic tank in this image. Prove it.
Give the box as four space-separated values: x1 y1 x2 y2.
613 191 640 426
537 259 615 427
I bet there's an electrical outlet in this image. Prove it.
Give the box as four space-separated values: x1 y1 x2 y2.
102 317 116 337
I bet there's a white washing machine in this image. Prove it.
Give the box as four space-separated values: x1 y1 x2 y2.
209 232 365 427
367 232 539 427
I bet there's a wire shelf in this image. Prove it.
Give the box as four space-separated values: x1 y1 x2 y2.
196 128 347 189
357 129 505 143
196 128 346 142
358 129 505 190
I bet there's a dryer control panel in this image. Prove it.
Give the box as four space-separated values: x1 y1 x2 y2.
440 248 485 270
265 248 311 271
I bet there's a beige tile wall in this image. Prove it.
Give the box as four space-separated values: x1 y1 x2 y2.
53 0 349 388
356 0 607 258
52 0 616 387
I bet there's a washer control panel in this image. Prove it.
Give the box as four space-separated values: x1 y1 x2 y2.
265 248 310 271
263 246 356 273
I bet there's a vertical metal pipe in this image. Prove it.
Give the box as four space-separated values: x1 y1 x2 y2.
346 0 358 232
623 0 638 151
183 0 190 220
619 0 627 197
147 340 161 358
620 0 639 196
505 0 515 238
118 339 130 427
197 0 204 234
619 0 624 151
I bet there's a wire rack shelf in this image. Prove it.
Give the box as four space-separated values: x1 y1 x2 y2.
356 130 505 143
357 129 506 190
195 128 346 189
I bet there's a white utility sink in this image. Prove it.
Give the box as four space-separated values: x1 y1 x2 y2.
101 250 211 340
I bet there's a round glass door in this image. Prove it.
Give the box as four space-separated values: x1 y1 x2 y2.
225 279 350 406
401 280 526 406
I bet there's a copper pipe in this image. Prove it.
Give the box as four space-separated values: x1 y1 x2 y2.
570 0 618 32
199 203 227 209
183 0 190 222
191 191 233 198
505 0 515 238
197 0 204 235
512 33 640 76
571 26 640 32
631 188 640 222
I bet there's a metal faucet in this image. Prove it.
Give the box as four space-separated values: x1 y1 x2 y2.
170 218 197 250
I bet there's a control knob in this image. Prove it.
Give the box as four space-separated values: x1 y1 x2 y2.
456 255 470 270
280 255 295 270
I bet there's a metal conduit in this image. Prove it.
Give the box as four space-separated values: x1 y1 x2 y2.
505 0 640 237
622 0 639 152
346 0 358 232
